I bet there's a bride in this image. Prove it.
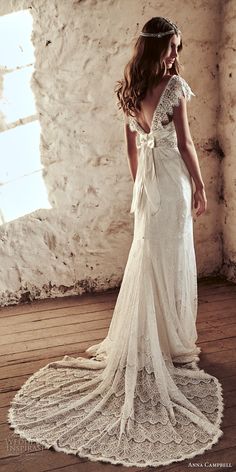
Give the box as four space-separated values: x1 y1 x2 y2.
8 16 223 468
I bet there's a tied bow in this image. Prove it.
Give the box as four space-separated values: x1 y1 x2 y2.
130 131 161 215
137 132 155 150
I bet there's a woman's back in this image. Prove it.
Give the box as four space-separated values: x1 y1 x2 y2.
135 75 174 133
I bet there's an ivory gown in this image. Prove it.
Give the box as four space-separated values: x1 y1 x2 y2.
8 74 223 468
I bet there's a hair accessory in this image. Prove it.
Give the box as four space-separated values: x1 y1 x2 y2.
140 30 175 38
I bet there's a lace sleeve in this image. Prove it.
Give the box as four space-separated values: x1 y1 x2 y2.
152 75 195 128
172 75 195 105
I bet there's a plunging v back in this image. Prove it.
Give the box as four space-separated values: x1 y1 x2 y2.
8 74 223 468
133 74 176 134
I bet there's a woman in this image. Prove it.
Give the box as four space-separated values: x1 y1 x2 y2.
8 17 223 468
116 16 206 366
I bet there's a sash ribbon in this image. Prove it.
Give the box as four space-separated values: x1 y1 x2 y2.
130 132 162 215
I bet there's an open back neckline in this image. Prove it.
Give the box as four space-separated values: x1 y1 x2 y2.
133 74 176 135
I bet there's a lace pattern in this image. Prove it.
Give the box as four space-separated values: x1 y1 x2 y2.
128 75 195 134
152 75 195 130
8 353 223 468
7 74 224 469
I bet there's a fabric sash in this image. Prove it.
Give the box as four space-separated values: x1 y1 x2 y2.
130 132 165 215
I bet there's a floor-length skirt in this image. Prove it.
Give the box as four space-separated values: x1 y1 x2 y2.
8 146 223 467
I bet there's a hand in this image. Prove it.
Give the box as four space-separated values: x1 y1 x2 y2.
193 187 207 217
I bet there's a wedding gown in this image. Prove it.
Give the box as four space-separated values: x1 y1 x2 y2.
8 74 223 468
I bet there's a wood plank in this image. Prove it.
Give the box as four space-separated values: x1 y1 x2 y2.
0 339 105 367
198 299 236 313
198 284 236 295
2 302 235 336
198 275 236 287
200 349 236 366
201 361 236 380
197 307 236 321
198 283 236 295
0 318 111 346
197 324 236 343
198 337 236 354
0 353 87 380
0 278 236 472
197 316 236 329
0 301 115 326
0 289 118 317
0 448 86 472
0 308 113 335
0 449 140 472
0 327 109 356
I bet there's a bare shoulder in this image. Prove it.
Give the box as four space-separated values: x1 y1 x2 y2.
152 74 173 93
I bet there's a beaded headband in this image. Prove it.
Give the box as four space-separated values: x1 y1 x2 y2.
140 30 175 38
140 17 181 39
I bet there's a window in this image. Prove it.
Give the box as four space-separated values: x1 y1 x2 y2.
0 9 51 224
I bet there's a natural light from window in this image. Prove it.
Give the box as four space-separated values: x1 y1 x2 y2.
0 9 51 224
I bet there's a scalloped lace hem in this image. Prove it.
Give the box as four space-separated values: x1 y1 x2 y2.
7 415 224 469
7 358 224 468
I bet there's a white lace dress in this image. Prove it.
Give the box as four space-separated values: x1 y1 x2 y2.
8 74 223 468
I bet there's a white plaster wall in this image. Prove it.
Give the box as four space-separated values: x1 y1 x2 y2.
0 0 225 305
218 0 236 282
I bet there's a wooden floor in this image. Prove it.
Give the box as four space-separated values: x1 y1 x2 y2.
0 276 235 472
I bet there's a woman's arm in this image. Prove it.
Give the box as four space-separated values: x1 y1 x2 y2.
173 96 207 217
124 120 138 182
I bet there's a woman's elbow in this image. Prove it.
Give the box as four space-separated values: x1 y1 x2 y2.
177 138 194 154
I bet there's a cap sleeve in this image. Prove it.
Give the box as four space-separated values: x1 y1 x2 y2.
173 75 195 103
153 75 195 127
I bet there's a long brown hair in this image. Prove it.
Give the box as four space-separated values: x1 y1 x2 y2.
115 17 183 117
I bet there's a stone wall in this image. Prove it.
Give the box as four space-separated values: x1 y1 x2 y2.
0 0 234 306
218 0 236 282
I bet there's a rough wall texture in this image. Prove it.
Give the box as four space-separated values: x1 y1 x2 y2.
218 0 236 282
0 0 233 306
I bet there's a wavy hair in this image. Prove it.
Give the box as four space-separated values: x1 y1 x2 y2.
115 17 183 117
